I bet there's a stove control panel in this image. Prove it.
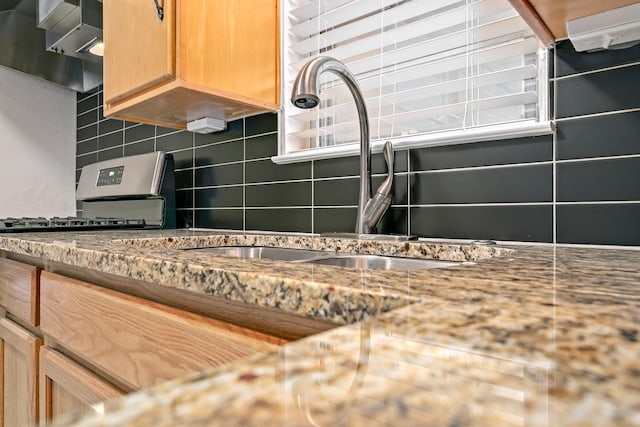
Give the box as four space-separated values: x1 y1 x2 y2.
76 152 166 201
97 166 125 186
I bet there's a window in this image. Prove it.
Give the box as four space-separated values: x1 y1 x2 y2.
275 0 551 163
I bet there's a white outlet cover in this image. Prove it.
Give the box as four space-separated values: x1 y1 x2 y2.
187 117 227 134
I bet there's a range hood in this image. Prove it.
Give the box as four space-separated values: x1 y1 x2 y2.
0 0 102 92
37 0 103 62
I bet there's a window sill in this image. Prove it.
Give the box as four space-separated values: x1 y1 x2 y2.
271 121 554 165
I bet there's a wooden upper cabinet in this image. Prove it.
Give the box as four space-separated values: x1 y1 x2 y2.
103 0 280 129
508 0 640 45
103 0 176 104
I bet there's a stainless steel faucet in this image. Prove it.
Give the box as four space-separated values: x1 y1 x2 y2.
291 56 394 234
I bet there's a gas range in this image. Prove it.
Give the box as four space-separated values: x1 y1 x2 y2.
0 217 146 233
0 152 175 234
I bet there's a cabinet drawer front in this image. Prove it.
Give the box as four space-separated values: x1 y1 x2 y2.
40 272 281 390
0 258 39 326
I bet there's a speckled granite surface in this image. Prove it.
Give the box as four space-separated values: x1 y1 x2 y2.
1 230 639 426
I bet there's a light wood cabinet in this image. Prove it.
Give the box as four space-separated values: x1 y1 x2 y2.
39 347 123 425
508 0 640 45
0 257 285 425
40 271 283 390
103 0 280 129
0 318 42 427
0 258 40 327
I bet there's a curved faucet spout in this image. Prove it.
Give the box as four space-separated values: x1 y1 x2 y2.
292 56 393 234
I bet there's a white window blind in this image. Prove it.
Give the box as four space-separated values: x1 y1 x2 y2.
278 0 549 162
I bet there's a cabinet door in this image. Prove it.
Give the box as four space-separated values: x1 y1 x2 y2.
39 347 123 425
103 0 176 104
0 258 40 327
0 318 42 427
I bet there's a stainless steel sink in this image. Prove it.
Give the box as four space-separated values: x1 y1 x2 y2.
299 255 461 270
191 246 464 271
193 246 325 261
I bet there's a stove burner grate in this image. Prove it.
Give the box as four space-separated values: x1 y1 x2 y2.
0 217 146 233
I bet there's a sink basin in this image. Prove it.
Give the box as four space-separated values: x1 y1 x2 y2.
193 246 325 261
191 246 464 271
299 255 461 270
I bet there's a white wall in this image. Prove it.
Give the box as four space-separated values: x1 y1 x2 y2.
0 66 76 218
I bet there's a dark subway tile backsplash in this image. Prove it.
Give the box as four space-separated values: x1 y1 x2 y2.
245 208 311 233
77 40 640 248
194 209 243 230
245 158 311 183
97 146 123 162
555 39 640 77
245 113 278 136
314 208 357 234
556 110 640 160
77 94 98 114
195 140 244 167
245 133 278 160
195 187 243 208
410 165 552 205
245 181 312 207
124 140 154 157
77 124 97 141
195 163 243 187
125 124 155 143
411 205 553 243
410 135 552 171
76 138 97 156
557 204 640 246
195 120 243 146
557 158 640 202
98 119 124 134
156 131 193 152
169 148 194 170
555 63 640 118
98 130 123 150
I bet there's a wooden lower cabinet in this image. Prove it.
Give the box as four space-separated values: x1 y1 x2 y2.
39 347 123 425
0 318 42 427
40 272 283 391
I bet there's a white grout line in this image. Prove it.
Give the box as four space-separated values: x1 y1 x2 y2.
553 44 558 245
555 107 640 122
409 161 552 175
311 158 315 234
239 206 313 210
244 178 312 187
554 59 640 81
411 202 554 207
194 137 244 150
192 207 243 211
242 118 247 231
245 130 279 140
557 153 640 163
407 149 412 235
192 159 245 169
556 201 640 205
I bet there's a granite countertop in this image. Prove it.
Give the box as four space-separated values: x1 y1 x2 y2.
1 229 639 426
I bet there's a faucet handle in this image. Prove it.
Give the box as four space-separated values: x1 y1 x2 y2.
377 141 394 197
